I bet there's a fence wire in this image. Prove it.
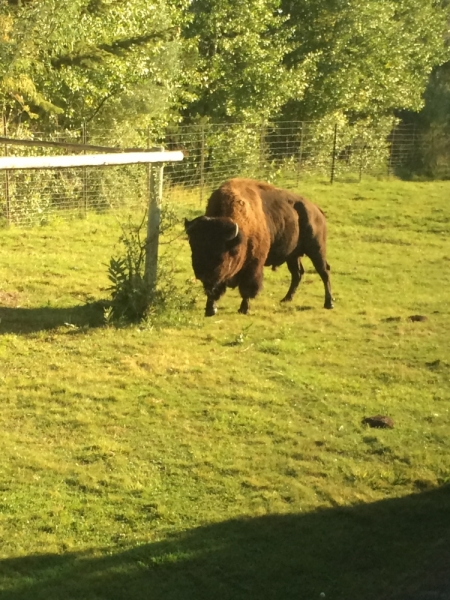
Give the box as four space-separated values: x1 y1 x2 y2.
0 126 151 226
0 120 445 226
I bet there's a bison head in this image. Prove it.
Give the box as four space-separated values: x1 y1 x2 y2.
184 216 243 289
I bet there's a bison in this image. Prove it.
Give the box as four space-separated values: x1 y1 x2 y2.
184 178 333 316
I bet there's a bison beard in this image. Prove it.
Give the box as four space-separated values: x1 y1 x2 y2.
184 178 333 316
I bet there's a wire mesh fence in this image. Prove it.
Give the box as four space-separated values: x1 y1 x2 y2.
0 124 153 226
159 119 443 209
0 119 447 226
1 162 150 226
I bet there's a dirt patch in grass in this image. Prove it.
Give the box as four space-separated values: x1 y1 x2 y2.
0 290 21 307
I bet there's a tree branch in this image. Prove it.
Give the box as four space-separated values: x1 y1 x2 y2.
51 29 178 69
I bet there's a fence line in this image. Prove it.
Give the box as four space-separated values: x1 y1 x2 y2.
0 151 183 170
0 149 182 294
2 115 10 223
0 119 447 226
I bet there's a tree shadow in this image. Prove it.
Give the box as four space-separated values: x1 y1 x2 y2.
1 486 450 600
0 302 107 335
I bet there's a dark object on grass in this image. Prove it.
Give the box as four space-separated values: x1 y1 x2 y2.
426 359 441 369
184 178 333 316
408 315 428 322
362 415 394 429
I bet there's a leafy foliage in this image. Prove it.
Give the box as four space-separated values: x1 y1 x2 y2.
178 0 449 127
181 0 297 120
280 0 448 123
398 60 450 178
0 0 186 129
107 205 198 324
107 223 149 323
0 0 449 176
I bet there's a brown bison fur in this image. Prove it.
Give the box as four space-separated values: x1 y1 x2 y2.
184 178 333 316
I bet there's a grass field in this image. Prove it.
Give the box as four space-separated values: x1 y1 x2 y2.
0 177 449 599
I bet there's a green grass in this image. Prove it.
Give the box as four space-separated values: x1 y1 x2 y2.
0 177 449 599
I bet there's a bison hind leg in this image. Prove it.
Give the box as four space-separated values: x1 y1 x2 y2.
308 253 334 309
323 261 334 309
281 256 305 303
324 297 334 310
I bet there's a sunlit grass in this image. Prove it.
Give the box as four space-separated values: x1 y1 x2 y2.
0 176 449 599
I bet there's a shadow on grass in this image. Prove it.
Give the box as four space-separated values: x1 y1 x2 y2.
295 305 314 312
1 486 450 600
0 302 107 335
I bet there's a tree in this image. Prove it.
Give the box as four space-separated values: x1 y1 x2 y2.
280 0 448 124
397 59 450 177
0 0 187 133
178 0 448 130
181 0 301 121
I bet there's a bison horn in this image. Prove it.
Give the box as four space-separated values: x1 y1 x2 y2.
225 222 239 240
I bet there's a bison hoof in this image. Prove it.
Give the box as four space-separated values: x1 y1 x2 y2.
238 298 250 314
205 306 217 317
238 304 249 315
281 295 292 303
324 299 334 309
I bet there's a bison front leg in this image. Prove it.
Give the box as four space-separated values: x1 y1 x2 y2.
205 298 217 317
204 282 227 317
237 265 263 315
281 256 305 302
238 298 249 314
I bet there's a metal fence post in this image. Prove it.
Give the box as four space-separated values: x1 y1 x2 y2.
259 120 266 178
144 149 164 296
297 121 305 187
358 138 365 183
3 114 11 225
330 123 338 184
199 123 205 205
82 120 88 217
358 144 364 183
387 124 396 177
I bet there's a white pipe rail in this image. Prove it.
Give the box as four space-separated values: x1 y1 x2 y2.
0 149 184 299
0 151 183 170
